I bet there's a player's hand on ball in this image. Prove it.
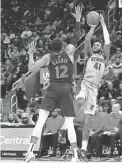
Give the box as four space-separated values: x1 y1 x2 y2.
28 41 36 55
100 13 105 25
71 5 82 21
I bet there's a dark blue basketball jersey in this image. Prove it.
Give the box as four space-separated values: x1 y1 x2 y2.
48 51 73 84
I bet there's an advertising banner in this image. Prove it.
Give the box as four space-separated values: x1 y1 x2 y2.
0 126 40 157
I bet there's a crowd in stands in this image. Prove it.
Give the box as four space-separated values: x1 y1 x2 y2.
1 0 122 160
1 0 92 98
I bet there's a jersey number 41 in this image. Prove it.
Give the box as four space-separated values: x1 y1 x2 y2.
94 63 101 71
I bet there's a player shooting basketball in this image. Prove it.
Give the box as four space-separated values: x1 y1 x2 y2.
74 13 110 159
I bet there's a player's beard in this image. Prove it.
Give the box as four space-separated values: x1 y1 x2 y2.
93 49 101 54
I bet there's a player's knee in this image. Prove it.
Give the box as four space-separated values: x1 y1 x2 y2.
74 97 84 108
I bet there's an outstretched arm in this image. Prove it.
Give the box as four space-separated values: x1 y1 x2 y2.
73 6 82 43
100 14 110 60
28 42 50 72
66 5 82 56
84 25 96 58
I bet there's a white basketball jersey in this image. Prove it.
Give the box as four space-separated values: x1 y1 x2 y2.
83 53 105 86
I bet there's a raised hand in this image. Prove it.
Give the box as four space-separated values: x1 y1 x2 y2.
100 13 105 25
28 41 36 55
71 5 82 21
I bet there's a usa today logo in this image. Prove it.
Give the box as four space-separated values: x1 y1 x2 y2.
0 136 30 145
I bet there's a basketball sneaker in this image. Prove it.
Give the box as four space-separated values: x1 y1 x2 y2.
24 151 35 162
79 149 89 162
71 148 80 163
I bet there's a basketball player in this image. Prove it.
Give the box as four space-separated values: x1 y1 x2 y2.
74 13 110 157
24 6 83 163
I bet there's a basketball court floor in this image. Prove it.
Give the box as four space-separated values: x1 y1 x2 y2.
1 160 122 163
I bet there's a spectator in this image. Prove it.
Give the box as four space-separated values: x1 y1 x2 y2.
104 104 122 157
31 31 39 42
112 58 122 77
1 78 6 98
111 47 122 63
107 82 117 99
7 112 17 123
102 102 111 114
44 109 65 156
112 75 121 89
116 83 122 100
35 16 42 26
104 65 115 81
16 75 27 111
8 46 20 64
21 26 32 38
110 99 117 107
19 112 35 125
98 79 109 100
87 104 105 158
15 109 23 122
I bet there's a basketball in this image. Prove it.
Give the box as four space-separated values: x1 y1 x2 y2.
86 11 100 26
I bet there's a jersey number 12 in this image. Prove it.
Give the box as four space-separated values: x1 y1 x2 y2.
94 63 101 70
55 65 68 79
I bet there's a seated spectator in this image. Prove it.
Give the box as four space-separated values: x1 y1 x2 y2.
1 78 6 98
112 75 121 89
87 105 105 158
98 79 109 100
15 109 23 122
7 112 18 123
31 32 39 43
43 109 65 157
22 34 30 50
102 102 111 114
30 94 41 109
21 26 32 38
35 16 42 26
19 112 35 125
104 104 122 157
2 33 10 45
111 47 122 63
44 109 64 134
9 29 15 40
116 83 122 100
16 75 27 111
110 99 117 107
3 59 15 78
8 46 20 64
112 58 122 77
104 65 115 81
107 82 117 99
112 32 122 49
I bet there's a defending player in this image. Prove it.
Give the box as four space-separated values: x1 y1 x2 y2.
24 6 83 163
74 13 110 157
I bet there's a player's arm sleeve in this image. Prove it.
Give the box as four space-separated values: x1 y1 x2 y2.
28 53 50 72
102 23 110 60
84 26 96 57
